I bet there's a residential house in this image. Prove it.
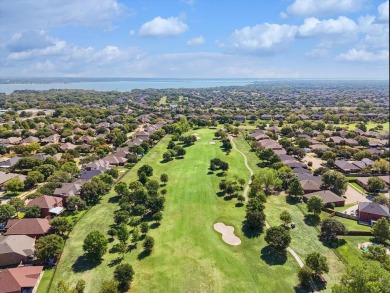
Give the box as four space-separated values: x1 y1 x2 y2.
4 218 51 238
0 235 35 266
0 172 26 191
20 136 40 145
40 134 60 145
0 266 43 293
355 176 390 192
358 202 390 223
303 190 345 207
26 196 63 218
53 181 84 204
0 157 21 169
334 160 361 173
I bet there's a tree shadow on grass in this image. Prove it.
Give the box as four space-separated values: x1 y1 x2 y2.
137 250 151 260
286 196 301 205
320 237 346 249
235 202 244 207
224 195 234 201
108 195 120 203
241 222 262 239
216 191 225 197
150 223 160 229
108 257 122 267
128 243 137 252
260 246 287 266
293 285 313 293
304 214 321 227
72 255 100 273
175 156 184 160
207 171 214 175
313 276 327 291
216 172 224 177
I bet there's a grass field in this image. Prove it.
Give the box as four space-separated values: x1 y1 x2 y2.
158 96 167 105
46 129 302 293
264 196 345 289
337 236 371 264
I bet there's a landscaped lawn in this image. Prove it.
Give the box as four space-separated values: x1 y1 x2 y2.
337 235 372 265
319 213 372 232
46 129 301 293
264 195 345 290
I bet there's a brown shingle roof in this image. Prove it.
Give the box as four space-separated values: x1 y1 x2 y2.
4 218 51 236
0 266 43 293
27 196 62 209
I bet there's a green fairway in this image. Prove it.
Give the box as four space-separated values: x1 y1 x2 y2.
47 129 301 293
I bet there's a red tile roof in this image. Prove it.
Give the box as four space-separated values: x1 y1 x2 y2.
5 218 51 236
0 266 43 293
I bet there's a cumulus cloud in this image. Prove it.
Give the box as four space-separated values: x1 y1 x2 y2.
377 0 389 21
229 23 298 54
139 16 188 37
298 16 357 37
286 0 365 16
337 48 389 61
0 0 127 31
187 36 205 46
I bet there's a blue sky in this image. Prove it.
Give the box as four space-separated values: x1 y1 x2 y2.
0 0 388 78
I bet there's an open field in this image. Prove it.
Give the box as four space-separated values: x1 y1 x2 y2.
45 129 301 293
337 236 371 265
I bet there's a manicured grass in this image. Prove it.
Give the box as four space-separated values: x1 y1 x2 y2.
337 236 372 265
334 203 356 212
264 195 345 289
158 96 167 105
47 129 301 293
37 268 54 293
319 213 372 232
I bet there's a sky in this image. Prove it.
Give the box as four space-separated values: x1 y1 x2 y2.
0 0 388 79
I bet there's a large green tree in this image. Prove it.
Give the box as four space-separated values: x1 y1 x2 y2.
35 234 64 263
83 230 108 260
265 226 291 252
307 195 323 216
113 263 134 290
372 217 390 243
0 204 16 223
305 252 329 277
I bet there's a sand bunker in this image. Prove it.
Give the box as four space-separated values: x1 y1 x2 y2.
209 141 216 145
214 222 241 246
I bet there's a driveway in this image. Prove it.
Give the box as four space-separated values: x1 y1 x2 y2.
303 153 324 170
344 184 371 205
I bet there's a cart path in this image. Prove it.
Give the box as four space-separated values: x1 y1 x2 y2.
229 135 318 292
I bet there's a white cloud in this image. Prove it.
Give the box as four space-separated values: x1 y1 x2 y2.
377 0 389 21
298 16 357 37
187 36 204 46
229 23 298 53
337 48 389 61
0 0 127 31
286 0 365 16
139 16 188 37
8 41 67 60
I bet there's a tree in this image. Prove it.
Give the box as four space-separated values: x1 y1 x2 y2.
162 151 172 161
83 230 108 260
145 180 159 193
320 218 346 244
160 173 168 185
99 279 119 293
4 178 24 193
280 211 292 227
75 279 86 293
287 178 304 198
373 194 389 207
8 197 25 212
35 234 64 263
66 196 86 210
114 263 134 290
245 197 266 231
152 211 163 223
372 159 390 174
256 168 282 194
114 182 128 197
114 210 130 225
298 266 313 288
367 177 386 193
140 222 149 234
25 170 45 187
137 165 153 177
363 244 390 264
24 205 41 218
0 204 16 223
80 180 106 205
117 223 130 244
321 170 348 196
36 164 57 179
322 151 336 161
106 168 119 179
61 161 80 177
265 226 291 251
51 217 73 236
332 260 390 293
307 195 323 216
143 235 155 253
138 172 148 185
305 252 329 276
372 217 390 243
132 228 140 243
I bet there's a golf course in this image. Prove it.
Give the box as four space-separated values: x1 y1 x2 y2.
41 128 307 293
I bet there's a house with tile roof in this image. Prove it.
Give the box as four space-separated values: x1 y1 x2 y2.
0 235 35 266
0 266 43 293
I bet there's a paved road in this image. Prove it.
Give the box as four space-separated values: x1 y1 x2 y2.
230 135 318 292
303 153 324 170
344 184 371 205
